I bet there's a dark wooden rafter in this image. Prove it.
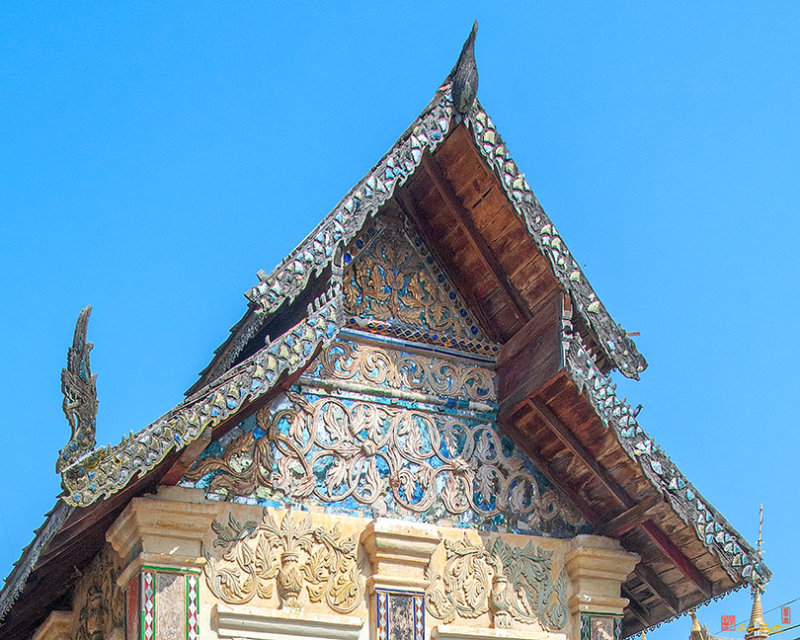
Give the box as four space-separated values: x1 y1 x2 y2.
420 152 530 321
395 191 501 342
526 397 713 599
600 495 661 538
635 564 680 614
641 521 714 598
499 413 681 620
621 585 651 627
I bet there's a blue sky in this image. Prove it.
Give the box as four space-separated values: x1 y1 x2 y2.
1 3 798 637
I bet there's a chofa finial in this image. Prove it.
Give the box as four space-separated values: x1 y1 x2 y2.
56 306 98 474
448 20 479 118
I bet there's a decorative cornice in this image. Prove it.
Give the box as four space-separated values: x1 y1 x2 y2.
564 333 769 588
466 106 646 380
60 288 344 507
214 604 365 640
361 518 441 593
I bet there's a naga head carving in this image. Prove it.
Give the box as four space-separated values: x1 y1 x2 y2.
56 306 98 474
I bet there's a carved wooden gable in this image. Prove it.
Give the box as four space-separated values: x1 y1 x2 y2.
181 211 586 539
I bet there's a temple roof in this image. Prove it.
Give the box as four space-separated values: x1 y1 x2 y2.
0 26 769 640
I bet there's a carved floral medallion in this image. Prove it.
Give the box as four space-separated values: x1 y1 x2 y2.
204 509 363 613
426 534 568 631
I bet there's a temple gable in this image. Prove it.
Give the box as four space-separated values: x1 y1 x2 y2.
181 211 585 537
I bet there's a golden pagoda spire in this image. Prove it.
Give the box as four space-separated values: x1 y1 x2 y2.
745 506 769 640
690 610 703 640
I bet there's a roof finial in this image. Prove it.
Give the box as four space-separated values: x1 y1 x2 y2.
56 306 98 475
757 503 764 559
448 20 479 119
745 505 769 639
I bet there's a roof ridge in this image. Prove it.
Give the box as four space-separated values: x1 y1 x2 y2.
197 91 647 393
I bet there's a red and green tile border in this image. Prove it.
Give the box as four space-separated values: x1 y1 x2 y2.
136 565 202 640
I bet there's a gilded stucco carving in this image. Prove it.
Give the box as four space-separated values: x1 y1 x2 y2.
204 510 363 613
72 546 124 640
425 534 568 631
314 339 495 403
183 424 273 496
343 214 488 345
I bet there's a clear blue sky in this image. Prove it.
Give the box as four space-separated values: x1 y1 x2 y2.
1 4 798 637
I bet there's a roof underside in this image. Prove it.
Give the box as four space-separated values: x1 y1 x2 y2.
1 84 767 640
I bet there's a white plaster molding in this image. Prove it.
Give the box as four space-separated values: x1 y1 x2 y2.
361 518 440 592
213 604 366 640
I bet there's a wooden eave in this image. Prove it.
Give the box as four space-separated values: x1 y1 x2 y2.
190 94 645 394
1 85 766 640
376 126 767 635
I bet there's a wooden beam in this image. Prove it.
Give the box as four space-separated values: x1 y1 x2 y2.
621 585 651 627
641 520 713 598
528 396 712 599
161 426 213 485
421 153 530 321
396 192 501 341
528 397 634 507
634 564 680 615
601 495 662 538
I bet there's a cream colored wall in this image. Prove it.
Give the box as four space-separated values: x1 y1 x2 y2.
28 486 639 640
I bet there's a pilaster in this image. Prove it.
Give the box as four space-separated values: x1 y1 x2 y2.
106 486 217 640
361 518 440 640
564 535 639 640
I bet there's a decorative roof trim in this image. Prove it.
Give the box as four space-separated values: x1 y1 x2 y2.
466 106 647 378
60 287 344 507
0 501 72 622
188 88 457 388
564 332 770 588
624 583 747 639
200 88 646 390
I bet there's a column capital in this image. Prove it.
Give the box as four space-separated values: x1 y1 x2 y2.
360 518 441 592
106 486 217 584
565 535 639 617
32 611 72 640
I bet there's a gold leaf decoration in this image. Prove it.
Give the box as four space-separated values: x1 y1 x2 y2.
343 213 485 341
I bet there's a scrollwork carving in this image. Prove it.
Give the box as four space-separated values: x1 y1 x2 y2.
425 534 568 631
315 340 495 403
266 391 579 532
343 214 485 342
204 510 363 613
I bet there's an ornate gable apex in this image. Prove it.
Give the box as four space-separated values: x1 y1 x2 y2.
341 210 494 352
189 85 646 396
1 27 770 640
